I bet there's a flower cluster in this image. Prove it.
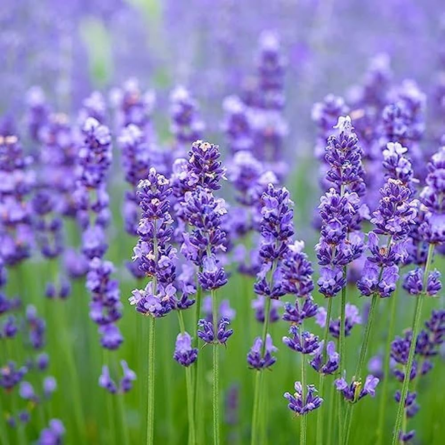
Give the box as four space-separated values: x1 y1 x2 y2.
358 145 418 298
130 169 177 317
99 361 136 394
335 374 379 403
419 146 445 245
0 134 34 266
284 382 323 415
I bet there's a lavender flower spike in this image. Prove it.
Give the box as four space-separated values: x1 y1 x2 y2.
174 332 198 367
284 382 323 415
247 334 277 370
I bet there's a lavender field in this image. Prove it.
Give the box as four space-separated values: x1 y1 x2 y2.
1 1 445 444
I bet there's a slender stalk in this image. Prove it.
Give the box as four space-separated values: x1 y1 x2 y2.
117 393 129 445
178 311 196 445
343 294 379 444
326 377 335 445
316 298 334 445
376 287 399 445
337 268 348 445
300 320 307 445
251 295 272 445
57 299 87 437
392 243 435 445
147 316 156 445
193 281 203 443
211 289 220 445
251 371 262 445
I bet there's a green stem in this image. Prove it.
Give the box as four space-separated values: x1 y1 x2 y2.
211 289 220 445
343 294 379 444
147 316 156 445
338 268 348 445
251 295 272 445
392 243 435 445
186 366 196 445
117 393 129 445
300 320 307 445
178 311 196 445
376 287 399 445
193 282 203 443
326 377 335 445
316 298 334 445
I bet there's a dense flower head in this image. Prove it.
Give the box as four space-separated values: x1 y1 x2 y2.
425 309 445 346
118 124 151 190
170 87 205 149
283 325 319 354
174 332 198 367
284 382 323 415
0 133 33 266
184 140 226 192
110 78 155 129
26 305 46 349
255 30 286 111
247 334 277 370
129 281 174 318
38 419 65 445
310 341 340 375
79 91 106 125
371 179 418 239
357 260 399 298
283 297 318 325
0 361 28 390
78 117 112 189
281 241 314 297
180 189 228 266
325 116 365 196
312 94 349 158
99 361 136 394
26 86 50 142
197 317 233 345
133 169 176 291
222 96 253 154
257 184 294 263
335 374 379 403
403 268 442 296
382 142 415 186
419 146 445 244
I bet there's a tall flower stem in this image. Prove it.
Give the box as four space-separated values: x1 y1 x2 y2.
193 280 203 443
117 392 129 445
392 243 435 445
376 287 399 445
338 269 348 445
146 316 156 445
251 295 272 445
300 320 307 445
316 297 333 445
343 294 379 444
47 260 86 438
211 289 220 445
178 311 197 445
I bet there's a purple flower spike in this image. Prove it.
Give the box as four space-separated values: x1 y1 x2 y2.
247 334 277 370
403 268 442 296
335 374 379 403
283 325 319 354
120 361 136 393
310 341 339 375
99 366 118 394
38 419 65 445
174 332 198 367
284 382 323 415
197 318 233 345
